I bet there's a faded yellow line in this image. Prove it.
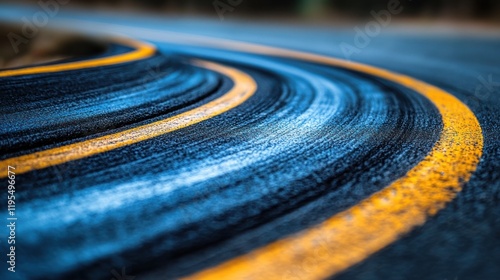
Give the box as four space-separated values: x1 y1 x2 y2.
0 38 156 77
0 60 257 177
142 32 485 279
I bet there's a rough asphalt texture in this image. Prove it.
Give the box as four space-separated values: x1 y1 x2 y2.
0 5 499 280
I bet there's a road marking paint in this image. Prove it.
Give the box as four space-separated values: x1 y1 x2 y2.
0 60 257 177
0 38 155 77
2 20 484 279
186 79 483 280
113 28 483 280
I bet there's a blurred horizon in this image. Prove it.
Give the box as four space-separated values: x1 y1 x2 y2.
3 0 500 22
1 0 499 69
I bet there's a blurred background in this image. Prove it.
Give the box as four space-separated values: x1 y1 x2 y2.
2 0 500 21
1 0 499 68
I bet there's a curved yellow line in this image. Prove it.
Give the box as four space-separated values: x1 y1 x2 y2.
150 34 484 279
0 60 257 177
0 38 156 78
1 22 484 278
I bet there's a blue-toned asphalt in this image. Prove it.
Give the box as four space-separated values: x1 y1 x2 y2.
1 5 499 280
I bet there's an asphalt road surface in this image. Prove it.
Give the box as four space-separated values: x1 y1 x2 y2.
0 5 499 280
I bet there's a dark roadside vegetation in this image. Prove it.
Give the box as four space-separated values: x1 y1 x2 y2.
0 26 106 69
5 0 500 20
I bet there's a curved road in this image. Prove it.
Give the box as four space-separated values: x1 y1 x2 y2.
0 5 499 280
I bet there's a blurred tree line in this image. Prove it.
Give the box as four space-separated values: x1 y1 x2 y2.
10 0 500 20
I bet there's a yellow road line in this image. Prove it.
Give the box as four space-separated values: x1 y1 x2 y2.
2 21 484 278
0 60 257 177
133 32 485 280
0 38 156 77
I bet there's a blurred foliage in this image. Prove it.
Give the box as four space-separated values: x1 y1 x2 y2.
6 0 500 19
0 26 106 68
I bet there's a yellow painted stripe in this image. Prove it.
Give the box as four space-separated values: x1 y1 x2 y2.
0 60 257 177
0 38 156 77
142 33 485 279
1 21 484 278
